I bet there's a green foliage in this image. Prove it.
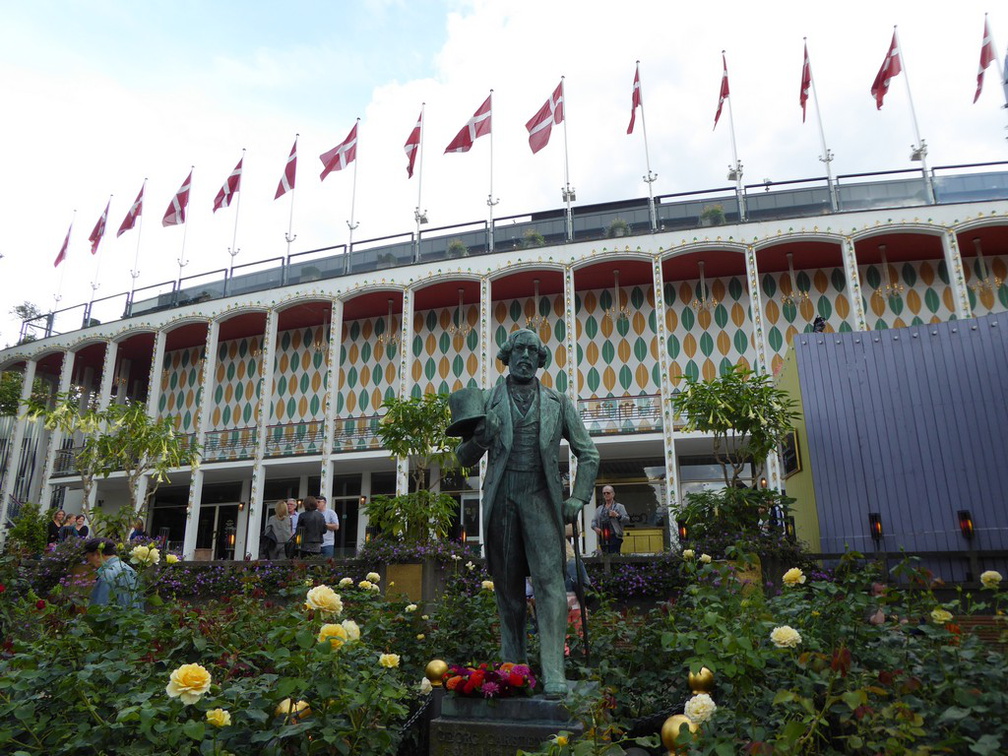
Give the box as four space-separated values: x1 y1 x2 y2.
520 228 546 248
24 395 200 539
0 371 49 415
369 393 462 545
700 204 726 226
672 366 798 486
5 500 49 555
604 217 630 238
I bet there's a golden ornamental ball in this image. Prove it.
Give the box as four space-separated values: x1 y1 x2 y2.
687 666 715 693
425 659 449 686
661 714 699 752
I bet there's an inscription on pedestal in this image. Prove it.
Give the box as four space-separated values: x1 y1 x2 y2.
431 718 574 756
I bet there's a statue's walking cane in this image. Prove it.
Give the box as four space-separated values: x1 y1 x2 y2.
570 518 591 667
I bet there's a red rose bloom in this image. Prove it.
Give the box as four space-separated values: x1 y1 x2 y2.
36 599 46 610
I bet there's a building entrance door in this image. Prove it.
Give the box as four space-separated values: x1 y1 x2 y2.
195 504 240 560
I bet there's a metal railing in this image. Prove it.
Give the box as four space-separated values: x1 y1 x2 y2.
19 162 1008 342
578 394 663 435
263 422 327 458
203 426 257 462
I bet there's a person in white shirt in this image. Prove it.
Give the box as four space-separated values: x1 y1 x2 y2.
286 498 299 534
318 496 340 557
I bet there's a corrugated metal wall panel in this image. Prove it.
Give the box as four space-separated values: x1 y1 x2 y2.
794 313 1008 561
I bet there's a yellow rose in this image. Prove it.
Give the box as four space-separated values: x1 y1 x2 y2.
205 708 231 727
481 580 495 591
165 663 212 704
405 603 418 612
682 549 695 560
165 553 180 564
341 619 361 641
379 653 400 668
275 698 311 719
338 577 354 587
684 693 717 724
130 544 160 567
782 568 806 586
699 554 712 564
416 633 425 640
930 608 953 624
358 580 374 591
553 735 569 746
318 623 349 649
305 585 343 616
366 572 381 583
770 625 802 649
981 570 1003 589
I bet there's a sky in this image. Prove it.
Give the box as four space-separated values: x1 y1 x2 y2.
1 0 1006 349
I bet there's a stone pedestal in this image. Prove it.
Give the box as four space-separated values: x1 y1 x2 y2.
430 685 583 756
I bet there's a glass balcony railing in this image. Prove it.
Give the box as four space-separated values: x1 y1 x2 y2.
20 162 1008 341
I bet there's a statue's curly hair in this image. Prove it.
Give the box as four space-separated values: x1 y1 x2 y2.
497 328 549 368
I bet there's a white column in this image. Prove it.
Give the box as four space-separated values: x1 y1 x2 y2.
651 256 681 541
477 276 492 557
841 237 869 332
37 350 76 509
940 229 973 320
395 289 414 497
182 322 219 560
319 299 343 502
0 359 38 550
562 263 593 550
132 330 168 515
96 340 118 411
247 309 279 561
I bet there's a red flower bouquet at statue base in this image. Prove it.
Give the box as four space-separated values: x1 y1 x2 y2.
443 662 537 699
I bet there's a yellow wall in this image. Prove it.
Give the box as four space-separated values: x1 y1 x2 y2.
775 353 821 551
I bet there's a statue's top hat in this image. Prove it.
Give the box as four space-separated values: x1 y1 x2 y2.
446 387 486 437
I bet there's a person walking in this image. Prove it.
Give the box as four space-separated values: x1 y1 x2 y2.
262 499 292 560
84 538 142 609
592 485 629 555
295 496 326 558
318 496 340 557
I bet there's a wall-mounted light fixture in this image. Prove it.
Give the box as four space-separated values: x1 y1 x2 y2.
868 512 883 542
957 509 974 540
785 517 796 542
677 519 688 542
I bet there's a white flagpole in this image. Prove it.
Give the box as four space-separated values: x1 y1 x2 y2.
806 39 838 211
989 18 1008 139
129 178 147 305
893 26 936 204
177 166 193 293
487 90 498 253
724 51 746 222
88 194 112 325
228 148 245 280
345 119 361 274
285 135 298 259
636 62 658 232
561 76 575 242
414 105 426 262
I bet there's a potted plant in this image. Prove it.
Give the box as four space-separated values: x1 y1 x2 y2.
700 204 726 227
605 217 631 239
447 239 469 258
518 228 545 249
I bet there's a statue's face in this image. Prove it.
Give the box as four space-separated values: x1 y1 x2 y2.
508 332 541 383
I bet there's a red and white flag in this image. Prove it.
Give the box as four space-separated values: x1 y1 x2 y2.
974 17 997 103
89 199 109 255
319 122 358 180
444 94 492 154
713 53 730 129
53 222 72 268
627 63 642 134
404 110 422 178
871 31 902 109
799 43 812 122
117 184 143 237
526 80 564 154
275 137 297 199
213 156 243 213
162 170 192 227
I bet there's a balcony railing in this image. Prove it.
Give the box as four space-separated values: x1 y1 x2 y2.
20 162 1008 342
264 422 326 458
203 426 257 462
333 415 382 453
578 394 663 435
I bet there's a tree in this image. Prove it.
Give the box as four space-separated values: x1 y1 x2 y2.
11 301 43 344
24 394 200 539
0 371 51 415
673 366 797 487
366 393 462 544
672 366 798 550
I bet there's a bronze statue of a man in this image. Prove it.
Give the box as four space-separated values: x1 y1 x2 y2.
451 328 599 698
